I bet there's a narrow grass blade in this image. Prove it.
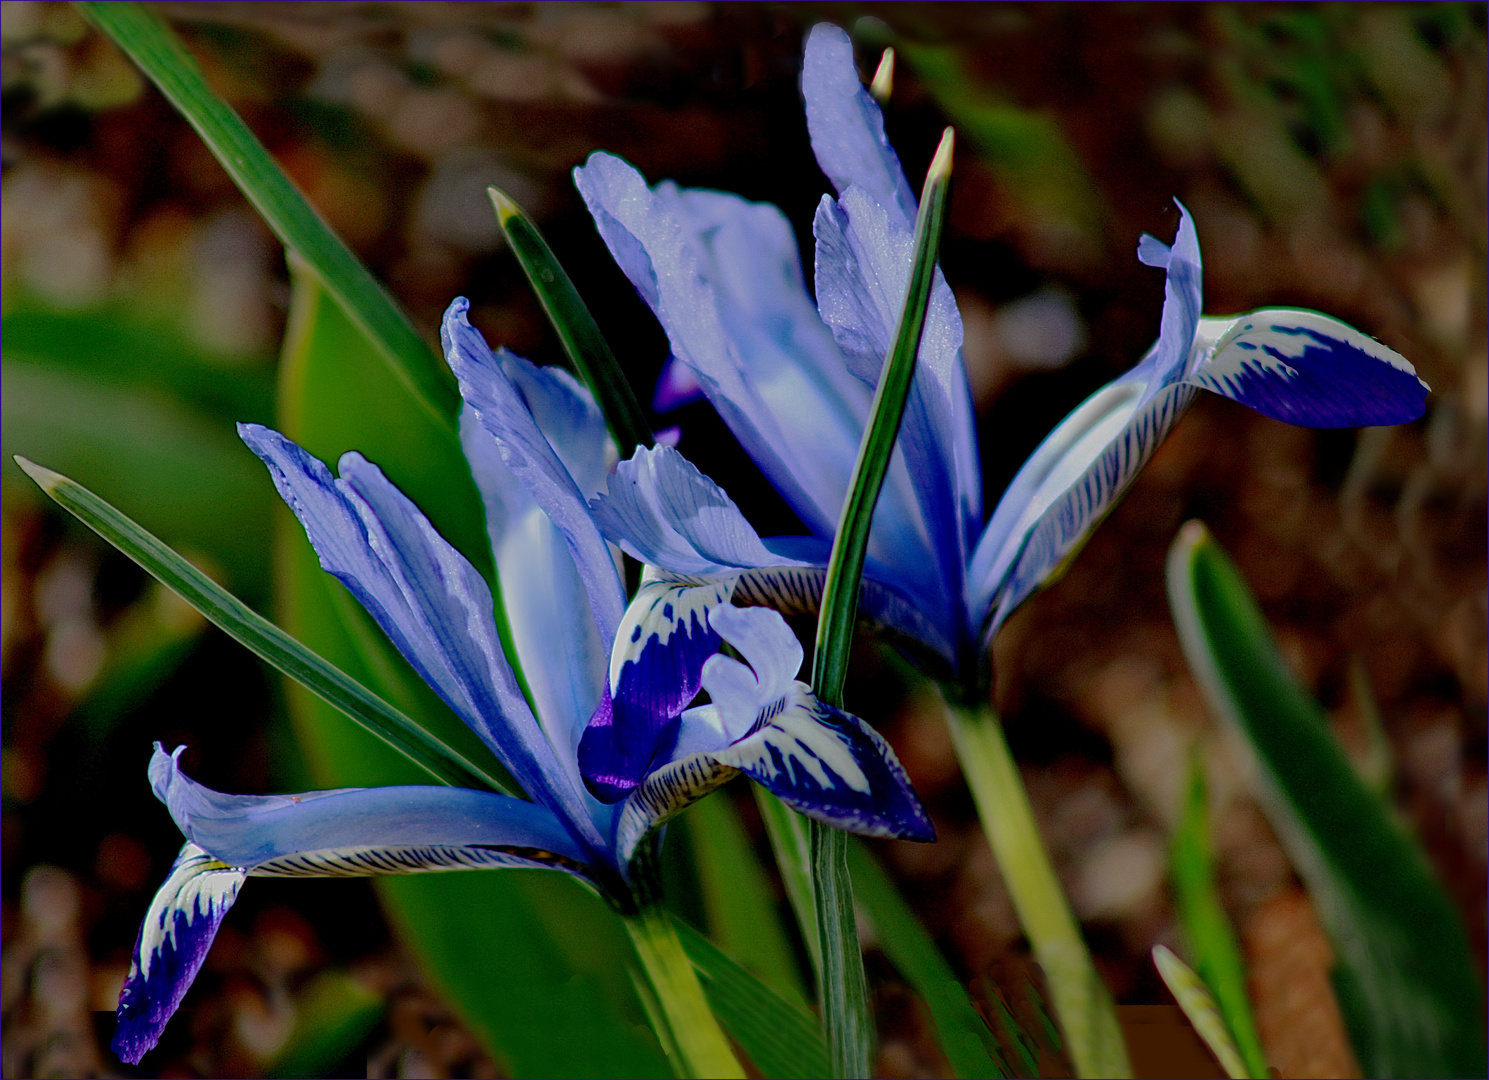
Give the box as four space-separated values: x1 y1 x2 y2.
1151 945 1251 1080
1170 759 1268 1078
624 907 746 1079
14 457 509 795
808 128 954 1080
754 787 820 981
674 916 831 1079
488 188 653 459
870 48 895 106
848 840 1007 1078
76 1 457 428
686 793 810 1009
1167 521 1485 1077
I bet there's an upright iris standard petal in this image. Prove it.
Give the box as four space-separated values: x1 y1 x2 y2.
1185 309 1428 427
812 184 980 624
444 299 625 647
113 842 246 1064
239 425 605 854
573 152 880 541
152 744 592 875
462 408 608 769
610 606 934 863
592 445 805 576
801 23 919 226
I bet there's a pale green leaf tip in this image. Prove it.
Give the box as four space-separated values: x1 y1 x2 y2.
12 456 63 493
1152 945 1252 1080
870 48 895 106
487 185 522 227
928 127 955 183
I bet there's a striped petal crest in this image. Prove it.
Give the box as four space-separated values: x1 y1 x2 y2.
578 575 732 803
612 606 933 864
1186 309 1428 427
113 843 245 1064
151 744 593 876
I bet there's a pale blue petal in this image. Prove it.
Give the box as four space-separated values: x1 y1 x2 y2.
443 299 625 646
714 686 934 842
1145 202 1204 387
114 843 245 1064
967 205 1204 642
239 426 601 851
1186 310 1428 427
151 744 592 872
801 23 918 226
591 445 806 575
573 151 871 539
460 408 611 797
705 604 801 714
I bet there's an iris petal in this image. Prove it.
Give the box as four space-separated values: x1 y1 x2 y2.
1186 309 1428 427
574 151 870 539
801 23 919 227
239 426 601 850
592 445 806 575
152 744 593 872
714 689 935 843
444 300 625 646
461 408 609 771
113 843 245 1064
578 577 730 802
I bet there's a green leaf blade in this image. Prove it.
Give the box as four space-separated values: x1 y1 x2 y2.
849 840 1007 1078
489 188 654 460
806 128 954 1080
1169 761 1268 1078
77 1 457 429
14 455 507 794
674 916 831 1079
1167 522 1485 1078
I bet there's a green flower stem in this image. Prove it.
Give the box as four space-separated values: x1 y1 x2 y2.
623 903 746 1079
942 695 1132 1078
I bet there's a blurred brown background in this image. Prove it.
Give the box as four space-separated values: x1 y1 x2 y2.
3 3 1484 1076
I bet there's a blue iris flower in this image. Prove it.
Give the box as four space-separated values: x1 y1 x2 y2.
569 24 1429 690
114 299 931 1064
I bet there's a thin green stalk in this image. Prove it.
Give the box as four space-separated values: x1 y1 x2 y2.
942 695 1132 1078
623 903 746 1079
808 128 955 1079
15 457 508 795
487 188 654 460
78 1 456 429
